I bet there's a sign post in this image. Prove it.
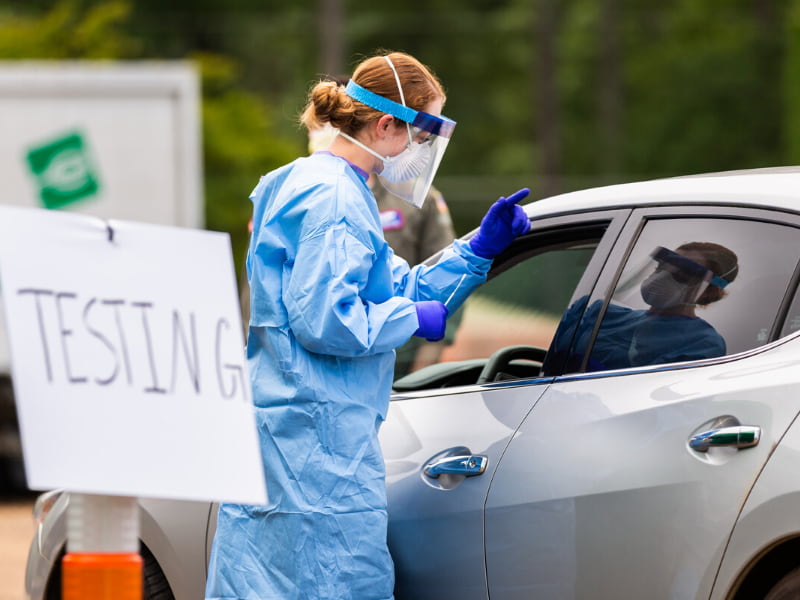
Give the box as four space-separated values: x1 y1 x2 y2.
63 495 141 600
0 205 267 598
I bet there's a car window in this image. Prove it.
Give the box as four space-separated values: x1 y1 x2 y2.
391 220 618 392
441 237 601 364
579 217 800 373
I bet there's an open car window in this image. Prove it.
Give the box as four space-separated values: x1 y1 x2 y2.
392 220 612 391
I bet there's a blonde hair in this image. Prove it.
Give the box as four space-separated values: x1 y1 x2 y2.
300 51 445 137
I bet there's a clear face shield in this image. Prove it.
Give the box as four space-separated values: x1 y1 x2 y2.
341 57 456 208
613 246 730 310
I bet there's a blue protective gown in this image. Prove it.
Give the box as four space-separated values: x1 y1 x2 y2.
587 303 725 370
205 152 492 600
545 297 726 374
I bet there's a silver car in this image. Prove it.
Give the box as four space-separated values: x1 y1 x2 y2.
25 167 800 599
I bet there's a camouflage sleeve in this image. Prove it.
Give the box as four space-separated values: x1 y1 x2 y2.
418 187 456 260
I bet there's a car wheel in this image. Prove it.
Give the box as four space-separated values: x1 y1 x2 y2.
45 544 175 600
765 566 800 600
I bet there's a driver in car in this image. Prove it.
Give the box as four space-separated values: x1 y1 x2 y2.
544 242 739 374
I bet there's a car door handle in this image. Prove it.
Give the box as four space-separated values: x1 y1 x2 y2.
424 455 488 478
689 425 761 452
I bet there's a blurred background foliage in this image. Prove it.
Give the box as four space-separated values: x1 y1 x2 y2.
1 0 798 273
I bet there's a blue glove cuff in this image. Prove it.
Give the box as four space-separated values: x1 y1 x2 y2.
413 301 449 342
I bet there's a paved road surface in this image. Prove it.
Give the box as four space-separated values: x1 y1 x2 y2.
0 496 36 600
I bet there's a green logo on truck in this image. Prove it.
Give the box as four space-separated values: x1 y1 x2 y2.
26 131 100 209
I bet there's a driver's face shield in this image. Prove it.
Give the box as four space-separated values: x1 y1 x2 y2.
611 246 726 309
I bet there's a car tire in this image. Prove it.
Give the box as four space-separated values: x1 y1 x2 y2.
45 544 175 600
141 543 174 600
765 566 800 600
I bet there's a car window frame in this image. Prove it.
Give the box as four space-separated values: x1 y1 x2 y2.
390 208 630 400
775 257 800 340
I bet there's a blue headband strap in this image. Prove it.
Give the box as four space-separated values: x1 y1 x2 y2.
345 79 456 138
346 80 417 123
710 274 729 289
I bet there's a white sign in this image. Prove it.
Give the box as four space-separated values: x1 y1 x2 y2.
0 206 266 504
0 61 204 375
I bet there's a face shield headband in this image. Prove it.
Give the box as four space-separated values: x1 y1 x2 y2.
344 80 456 139
611 245 732 310
638 246 730 309
650 247 730 289
342 66 456 208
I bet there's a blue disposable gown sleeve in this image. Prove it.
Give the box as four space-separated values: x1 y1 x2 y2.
392 239 493 313
284 222 419 357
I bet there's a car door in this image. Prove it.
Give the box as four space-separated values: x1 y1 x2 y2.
485 207 800 599
382 210 628 600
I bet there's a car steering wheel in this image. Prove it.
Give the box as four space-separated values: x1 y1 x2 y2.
476 345 548 385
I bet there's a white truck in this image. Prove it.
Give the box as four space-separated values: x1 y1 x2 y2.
0 61 204 491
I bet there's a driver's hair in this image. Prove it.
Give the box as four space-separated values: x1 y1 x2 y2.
677 242 739 305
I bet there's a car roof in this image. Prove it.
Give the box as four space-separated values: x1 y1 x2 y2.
524 166 800 220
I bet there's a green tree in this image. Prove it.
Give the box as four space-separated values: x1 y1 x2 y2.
621 0 785 178
199 52 301 270
785 0 800 163
0 0 139 57
0 0 300 278
13 0 793 238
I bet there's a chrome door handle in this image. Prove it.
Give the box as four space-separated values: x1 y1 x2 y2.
424 455 488 478
689 426 761 452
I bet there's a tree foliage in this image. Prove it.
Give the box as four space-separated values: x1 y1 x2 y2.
0 0 301 273
2 0 796 241
0 0 139 58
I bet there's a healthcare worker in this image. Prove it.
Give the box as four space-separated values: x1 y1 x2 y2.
205 51 530 600
309 119 461 378
545 241 739 374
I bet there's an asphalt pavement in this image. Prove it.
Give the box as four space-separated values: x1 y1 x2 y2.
0 494 36 600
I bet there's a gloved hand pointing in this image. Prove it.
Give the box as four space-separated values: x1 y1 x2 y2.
469 188 531 259
413 301 449 342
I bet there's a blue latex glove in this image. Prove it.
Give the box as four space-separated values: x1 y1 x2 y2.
413 301 449 342
469 188 532 259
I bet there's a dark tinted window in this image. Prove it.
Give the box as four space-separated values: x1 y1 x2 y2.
582 217 800 372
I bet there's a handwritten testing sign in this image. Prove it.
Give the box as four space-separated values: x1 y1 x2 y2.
0 205 266 504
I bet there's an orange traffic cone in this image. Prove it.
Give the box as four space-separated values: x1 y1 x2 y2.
63 494 142 600
63 552 142 600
